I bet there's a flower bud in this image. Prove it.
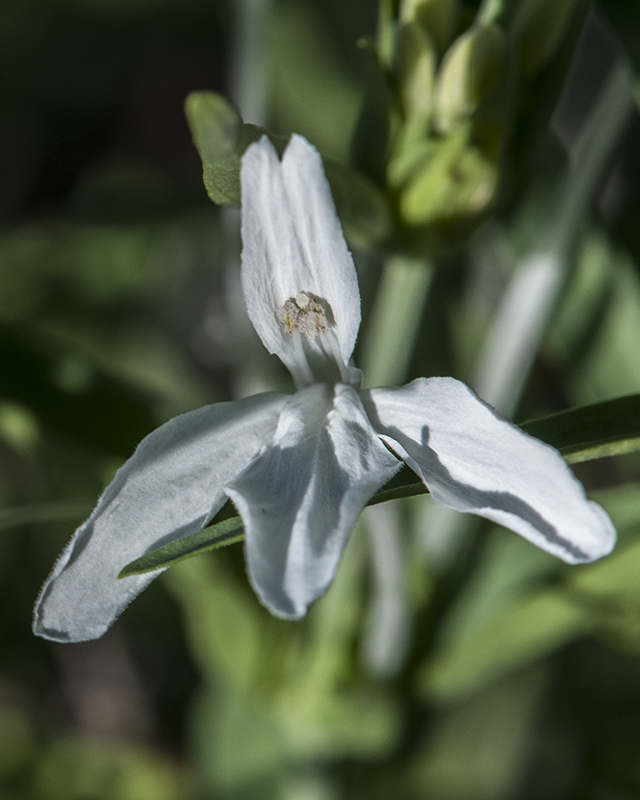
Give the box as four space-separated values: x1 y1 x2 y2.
394 22 437 122
399 0 460 57
399 124 496 227
433 23 505 134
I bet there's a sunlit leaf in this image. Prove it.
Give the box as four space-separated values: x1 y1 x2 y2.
184 92 264 206
185 91 392 247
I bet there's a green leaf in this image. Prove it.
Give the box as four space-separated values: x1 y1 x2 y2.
119 394 640 578
184 91 264 206
519 394 640 463
186 91 392 248
118 470 427 578
118 473 424 578
118 516 245 578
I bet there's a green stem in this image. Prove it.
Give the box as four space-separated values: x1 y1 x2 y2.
361 255 433 388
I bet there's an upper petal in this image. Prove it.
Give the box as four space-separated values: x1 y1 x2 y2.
240 135 361 387
33 393 287 642
363 377 616 564
226 383 400 619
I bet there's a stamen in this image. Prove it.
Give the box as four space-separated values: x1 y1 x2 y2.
279 292 329 339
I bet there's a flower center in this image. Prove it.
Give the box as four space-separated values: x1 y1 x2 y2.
279 292 329 339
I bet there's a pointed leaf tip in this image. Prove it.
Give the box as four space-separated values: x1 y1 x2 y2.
118 516 245 578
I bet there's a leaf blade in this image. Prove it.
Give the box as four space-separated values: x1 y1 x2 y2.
118 516 245 578
119 395 640 577
519 394 640 462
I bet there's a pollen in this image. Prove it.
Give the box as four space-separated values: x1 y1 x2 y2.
279 292 329 339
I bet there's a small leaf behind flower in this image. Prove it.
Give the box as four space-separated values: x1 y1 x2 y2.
185 92 264 205
185 91 392 247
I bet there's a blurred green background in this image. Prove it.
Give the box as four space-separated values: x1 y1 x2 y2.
3 0 640 798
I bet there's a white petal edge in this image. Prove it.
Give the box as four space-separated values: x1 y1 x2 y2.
33 393 287 642
362 377 616 564
240 135 361 385
226 383 400 619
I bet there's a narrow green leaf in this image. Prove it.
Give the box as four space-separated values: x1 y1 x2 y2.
519 394 640 463
119 395 640 577
118 516 245 578
118 469 426 578
369 466 428 505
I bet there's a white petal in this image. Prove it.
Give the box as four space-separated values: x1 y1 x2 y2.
226 384 400 619
33 393 287 642
363 377 616 564
240 135 361 387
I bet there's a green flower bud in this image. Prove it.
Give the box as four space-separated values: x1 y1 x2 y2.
387 135 437 189
399 0 460 57
433 23 505 134
394 22 437 122
399 124 497 226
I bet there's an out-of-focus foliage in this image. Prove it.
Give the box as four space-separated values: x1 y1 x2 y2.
3 0 640 798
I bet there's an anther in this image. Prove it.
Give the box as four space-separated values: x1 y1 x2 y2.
279 292 329 339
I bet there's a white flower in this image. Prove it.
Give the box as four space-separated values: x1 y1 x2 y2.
33 135 616 643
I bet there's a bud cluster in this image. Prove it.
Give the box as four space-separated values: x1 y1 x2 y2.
354 0 586 252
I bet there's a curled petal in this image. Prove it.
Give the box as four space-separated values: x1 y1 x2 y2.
33 393 287 642
240 135 361 387
363 377 616 564
227 384 400 619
